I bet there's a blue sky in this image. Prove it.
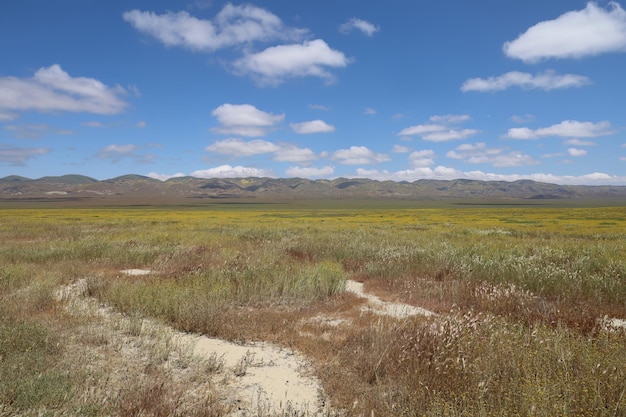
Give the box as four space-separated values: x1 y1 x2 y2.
1 0 626 184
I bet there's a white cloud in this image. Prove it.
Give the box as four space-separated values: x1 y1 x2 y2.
290 119 335 134
146 172 185 181
339 18 380 36
191 165 274 178
567 148 588 156
503 2 626 62
211 103 284 137
409 150 436 168
0 64 128 115
423 129 480 142
206 138 320 162
398 114 478 142
123 5 306 52
233 39 350 85
364 107 377 115
0 145 49 166
332 146 390 165
205 138 279 156
286 166 334 177
506 120 615 139
273 145 319 162
461 70 591 92
398 123 446 136
446 142 540 167
136 120 147 128
429 114 471 124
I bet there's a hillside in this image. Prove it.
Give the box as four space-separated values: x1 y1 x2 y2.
1 175 626 203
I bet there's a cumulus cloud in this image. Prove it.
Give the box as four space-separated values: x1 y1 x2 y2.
503 2 626 62
461 70 591 92
123 4 306 52
0 64 128 115
205 138 321 162
190 165 274 178
211 103 284 137
423 129 480 142
0 145 49 166
506 120 615 139
446 142 540 167
409 150 436 167
205 138 279 156
339 18 380 36
398 114 479 142
232 39 350 85
290 119 335 134
273 145 320 162
123 6 350 85
568 147 588 156
429 114 471 124
332 146 390 165
286 165 334 177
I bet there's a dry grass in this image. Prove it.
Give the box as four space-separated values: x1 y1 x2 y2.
1 204 626 416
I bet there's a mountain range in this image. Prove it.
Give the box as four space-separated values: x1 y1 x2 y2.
2 174 626 204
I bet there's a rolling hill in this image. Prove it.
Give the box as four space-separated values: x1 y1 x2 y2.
1 175 626 203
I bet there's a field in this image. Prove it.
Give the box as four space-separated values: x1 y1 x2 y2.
1 201 626 416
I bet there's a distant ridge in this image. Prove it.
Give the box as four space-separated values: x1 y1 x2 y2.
35 174 98 185
1 174 626 202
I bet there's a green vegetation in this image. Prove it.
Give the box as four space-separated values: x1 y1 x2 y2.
1 203 625 415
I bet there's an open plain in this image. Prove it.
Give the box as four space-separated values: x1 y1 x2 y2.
1 200 626 416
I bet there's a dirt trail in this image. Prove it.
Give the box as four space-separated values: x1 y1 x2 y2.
345 280 436 318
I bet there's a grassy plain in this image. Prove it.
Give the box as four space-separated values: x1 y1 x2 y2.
1 200 626 416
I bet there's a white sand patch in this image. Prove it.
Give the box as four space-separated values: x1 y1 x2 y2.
121 268 153 276
345 280 436 318
600 316 626 331
189 336 322 414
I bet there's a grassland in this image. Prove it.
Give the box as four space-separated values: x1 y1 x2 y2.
1 202 625 416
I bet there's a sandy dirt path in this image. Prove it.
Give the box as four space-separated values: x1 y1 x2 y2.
345 279 436 318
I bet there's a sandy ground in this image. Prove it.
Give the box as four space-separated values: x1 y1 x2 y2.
345 279 436 318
